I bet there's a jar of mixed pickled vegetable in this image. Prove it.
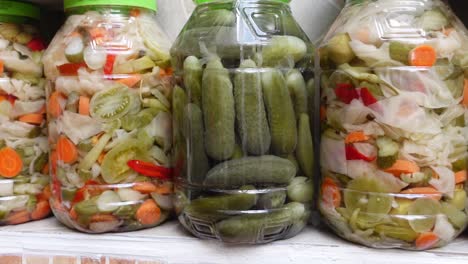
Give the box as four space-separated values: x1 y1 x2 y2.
171 0 315 243
318 0 468 250
0 1 50 225
43 0 174 233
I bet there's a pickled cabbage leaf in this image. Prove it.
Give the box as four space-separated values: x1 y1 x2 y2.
429 31 462 58
0 195 28 212
0 50 42 76
11 100 45 118
376 68 460 109
57 111 102 144
346 160 408 192
349 40 402 67
433 215 456 242
0 78 45 101
429 166 455 198
0 116 36 138
369 94 441 135
321 137 347 175
144 112 172 152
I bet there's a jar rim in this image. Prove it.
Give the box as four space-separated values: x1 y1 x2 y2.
64 0 158 12
194 0 291 5
0 0 40 20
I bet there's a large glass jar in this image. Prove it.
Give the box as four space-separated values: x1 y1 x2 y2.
43 0 174 233
171 0 315 243
318 0 468 250
0 1 50 225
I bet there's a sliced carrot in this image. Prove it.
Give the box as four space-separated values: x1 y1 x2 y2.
415 232 439 250
345 131 369 144
0 147 23 178
116 74 142 88
50 151 58 175
78 96 90 116
136 199 161 226
443 27 455 36
69 207 78 220
400 187 442 200
462 79 468 107
130 8 141 17
41 162 49 175
31 200 51 220
159 67 173 77
88 27 107 40
455 170 467 184
90 214 118 223
154 181 173 195
6 210 30 225
48 91 65 118
132 182 157 194
56 136 78 164
0 60 4 75
18 113 44 125
321 177 341 208
384 160 420 177
409 45 437 67
97 152 106 164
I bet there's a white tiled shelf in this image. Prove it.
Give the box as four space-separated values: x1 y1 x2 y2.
0 218 467 263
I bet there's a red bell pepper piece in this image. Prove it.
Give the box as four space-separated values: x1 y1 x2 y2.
335 83 359 104
127 160 173 180
57 63 87 76
72 180 100 204
27 38 46 51
360 87 378 106
345 144 375 162
103 54 116 75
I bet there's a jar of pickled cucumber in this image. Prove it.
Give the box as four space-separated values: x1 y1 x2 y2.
171 0 315 244
0 0 50 225
43 0 174 233
318 0 468 250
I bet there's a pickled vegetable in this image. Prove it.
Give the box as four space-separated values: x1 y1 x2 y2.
44 2 174 233
319 0 468 250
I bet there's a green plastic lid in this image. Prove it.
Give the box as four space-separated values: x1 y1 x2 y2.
194 0 290 4
64 0 158 11
0 0 40 20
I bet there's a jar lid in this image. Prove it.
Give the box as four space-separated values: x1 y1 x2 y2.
0 0 40 20
64 0 158 12
194 0 291 4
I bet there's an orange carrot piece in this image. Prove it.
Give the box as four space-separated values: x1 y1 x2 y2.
69 207 78 220
78 96 90 116
136 199 161 226
18 113 44 125
117 74 142 88
0 60 4 75
37 185 51 201
443 27 455 36
455 170 467 184
321 177 341 208
48 91 65 118
56 136 78 164
462 79 468 107
132 182 157 194
31 200 51 220
41 162 49 175
97 152 106 164
50 151 58 175
130 8 141 17
88 28 106 39
6 210 30 225
345 131 369 144
90 214 118 223
409 45 437 67
384 160 420 177
154 182 173 195
400 187 442 200
0 147 23 178
415 232 439 250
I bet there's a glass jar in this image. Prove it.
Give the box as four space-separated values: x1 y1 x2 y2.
171 0 315 243
0 1 49 225
43 0 174 233
318 0 468 250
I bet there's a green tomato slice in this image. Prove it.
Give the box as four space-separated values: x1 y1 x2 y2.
90 85 134 121
101 138 149 184
407 198 441 233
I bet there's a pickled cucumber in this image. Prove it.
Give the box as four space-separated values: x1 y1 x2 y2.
185 188 257 220
375 225 419 242
326 33 355 65
204 155 296 186
287 177 314 203
183 56 203 105
257 191 287 209
262 69 297 155
234 59 271 155
216 202 306 243
173 85 188 137
407 198 441 233
184 104 210 184
296 114 314 179
202 59 236 160
286 69 309 116
261 36 307 67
